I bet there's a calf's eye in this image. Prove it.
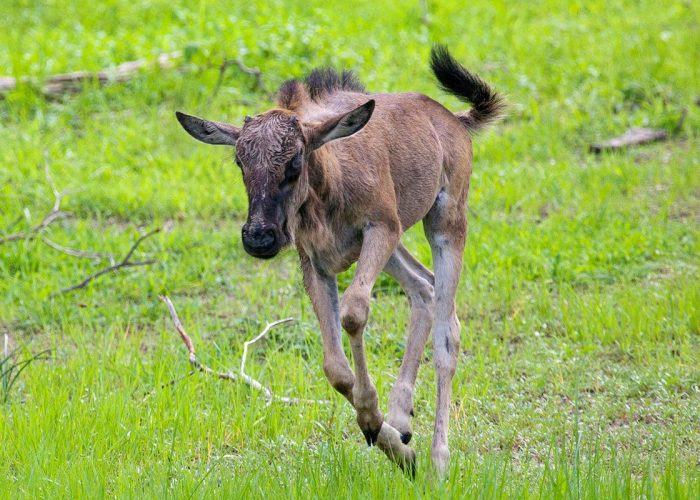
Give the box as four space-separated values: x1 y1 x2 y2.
282 153 302 185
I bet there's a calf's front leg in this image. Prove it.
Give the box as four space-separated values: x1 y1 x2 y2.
300 253 355 403
340 221 399 444
301 244 414 470
339 221 416 469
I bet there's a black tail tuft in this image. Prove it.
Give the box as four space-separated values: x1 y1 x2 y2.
430 44 505 132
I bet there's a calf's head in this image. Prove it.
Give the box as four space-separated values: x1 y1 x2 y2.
175 100 374 259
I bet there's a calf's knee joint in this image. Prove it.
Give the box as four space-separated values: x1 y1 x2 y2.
434 324 459 375
340 293 370 334
323 361 355 395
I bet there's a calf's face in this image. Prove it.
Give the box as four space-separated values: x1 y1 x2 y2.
175 100 374 259
235 110 304 258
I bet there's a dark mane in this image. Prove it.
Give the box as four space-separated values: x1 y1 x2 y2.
278 68 366 110
305 68 366 100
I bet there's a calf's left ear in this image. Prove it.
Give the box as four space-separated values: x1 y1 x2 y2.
175 111 240 146
304 99 375 150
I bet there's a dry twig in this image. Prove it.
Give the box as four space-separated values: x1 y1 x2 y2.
161 295 238 381
212 58 266 98
59 228 160 294
240 317 292 401
42 236 115 264
160 295 327 405
0 159 70 245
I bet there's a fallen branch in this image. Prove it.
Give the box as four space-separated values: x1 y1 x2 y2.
42 236 115 264
212 58 266 98
160 295 237 381
160 295 327 405
589 108 688 155
0 158 70 245
59 228 160 294
590 127 668 154
1 52 180 99
240 318 293 402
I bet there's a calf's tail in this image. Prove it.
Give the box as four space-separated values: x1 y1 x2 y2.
430 44 505 133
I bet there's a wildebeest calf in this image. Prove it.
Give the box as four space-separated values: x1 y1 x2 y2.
176 45 504 475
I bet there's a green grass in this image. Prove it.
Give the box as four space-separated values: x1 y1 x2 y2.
1 0 698 497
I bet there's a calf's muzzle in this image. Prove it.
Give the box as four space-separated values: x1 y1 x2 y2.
241 221 282 259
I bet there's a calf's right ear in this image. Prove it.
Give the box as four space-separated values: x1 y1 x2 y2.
304 99 375 150
175 111 240 146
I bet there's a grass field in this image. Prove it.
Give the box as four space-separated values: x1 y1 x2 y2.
1 0 699 497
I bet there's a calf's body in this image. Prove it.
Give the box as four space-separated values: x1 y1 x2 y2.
176 45 504 475
294 91 468 275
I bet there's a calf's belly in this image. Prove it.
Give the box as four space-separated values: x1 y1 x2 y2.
393 162 442 231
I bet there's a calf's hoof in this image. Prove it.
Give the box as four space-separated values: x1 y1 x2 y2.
386 405 414 445
377 422 417 476
386 395 414 444
431 445 450 478
356 408 383 447
362 428 380 446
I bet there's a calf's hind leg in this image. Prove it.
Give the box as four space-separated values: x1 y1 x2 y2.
424 190 467 477
384 244 435 445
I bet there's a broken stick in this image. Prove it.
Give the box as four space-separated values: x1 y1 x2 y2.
160 295 328 405
0 158 70 245
590 127 668 154
0 52 180 99
59 228 160 294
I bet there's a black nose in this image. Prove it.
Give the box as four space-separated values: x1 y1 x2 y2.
242 223 278 257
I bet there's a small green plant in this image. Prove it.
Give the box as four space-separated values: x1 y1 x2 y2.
1 335 50 403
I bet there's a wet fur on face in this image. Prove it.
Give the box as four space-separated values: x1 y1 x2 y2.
235 109 308 251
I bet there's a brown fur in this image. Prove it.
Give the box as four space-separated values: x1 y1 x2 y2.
175 45 504 474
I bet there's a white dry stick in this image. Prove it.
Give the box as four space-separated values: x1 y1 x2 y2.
160 295 237 381
42 236 115 264
160 295 328 405
239 318 293 401
0 156 70 245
